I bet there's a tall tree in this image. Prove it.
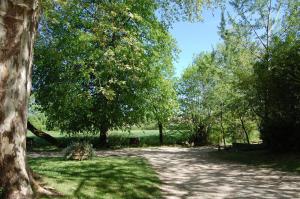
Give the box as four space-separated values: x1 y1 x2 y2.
147 77 178 145
254 35 300 151
228 0 300 149
0 0 39 198
33 0 177 145
178 53 219 145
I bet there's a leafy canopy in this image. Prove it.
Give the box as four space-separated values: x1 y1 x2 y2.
34 0 176 133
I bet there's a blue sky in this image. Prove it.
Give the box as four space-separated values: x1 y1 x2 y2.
170 9 221 76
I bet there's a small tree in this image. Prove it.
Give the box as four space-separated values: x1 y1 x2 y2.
147 77 178 145
178 53 218 146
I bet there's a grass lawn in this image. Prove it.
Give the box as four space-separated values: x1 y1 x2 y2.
108 129 190 147
210 150 300 174
27 129 190 151
28 157 161 199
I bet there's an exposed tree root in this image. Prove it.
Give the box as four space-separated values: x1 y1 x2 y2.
28 168 64 198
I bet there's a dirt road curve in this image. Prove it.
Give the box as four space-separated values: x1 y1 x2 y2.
29 147 300 199
96 147 300 199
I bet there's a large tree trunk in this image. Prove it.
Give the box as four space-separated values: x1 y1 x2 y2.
0 1 39 198
27 121 61 147
158 122 163 145
99 125 109 147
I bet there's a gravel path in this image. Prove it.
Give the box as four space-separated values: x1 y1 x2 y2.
28 147 300 199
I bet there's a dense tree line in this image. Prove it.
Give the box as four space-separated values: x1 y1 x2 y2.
177 0 299 151
254 35 300 151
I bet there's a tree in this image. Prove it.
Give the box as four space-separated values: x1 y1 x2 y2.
254 35 300 151
33 0 177 145
27 121 61 147
216 10 259 145
227 0 300 150
147 77 178 145
0 2 62 198
178 53 219 145
178 28 259 147
0 1 40 198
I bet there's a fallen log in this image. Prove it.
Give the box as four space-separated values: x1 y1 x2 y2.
27 121 61 147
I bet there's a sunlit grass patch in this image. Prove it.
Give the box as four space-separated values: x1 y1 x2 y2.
29 157 161 199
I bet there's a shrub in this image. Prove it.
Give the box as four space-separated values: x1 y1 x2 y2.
64 141 94 161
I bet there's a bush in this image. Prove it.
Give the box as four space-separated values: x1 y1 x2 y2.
64 141 95 161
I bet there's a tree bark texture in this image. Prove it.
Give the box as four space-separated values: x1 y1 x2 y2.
0 1 39 198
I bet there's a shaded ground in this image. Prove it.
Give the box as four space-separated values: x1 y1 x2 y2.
29 147 300 199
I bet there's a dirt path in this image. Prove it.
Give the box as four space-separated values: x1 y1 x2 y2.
29 147 300 199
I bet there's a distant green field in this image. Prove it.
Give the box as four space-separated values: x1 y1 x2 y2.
29 157 161 199
27 129 191 151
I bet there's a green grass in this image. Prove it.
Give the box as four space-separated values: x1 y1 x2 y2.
27 129 191 151
108 129 190 147
28 157 161 199
210 150 300 174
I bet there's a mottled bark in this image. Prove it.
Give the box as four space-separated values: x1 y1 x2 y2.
0 1 39 198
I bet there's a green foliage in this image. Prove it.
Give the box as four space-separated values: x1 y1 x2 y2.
32 0 298 151
178 47 258 146
146 77 179 128
34 0 176 136
64 141 95 160
27 129 193 150
28 95 47 130
253 35 300 151
225 0 300 150
177 53 218 145
176 0 299 151
29 157 161 199
228 0 292 52
156 0 213 25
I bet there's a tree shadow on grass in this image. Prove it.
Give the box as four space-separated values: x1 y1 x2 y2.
28 157 161 199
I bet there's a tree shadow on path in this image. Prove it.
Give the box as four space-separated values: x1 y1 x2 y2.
95 147 300 199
